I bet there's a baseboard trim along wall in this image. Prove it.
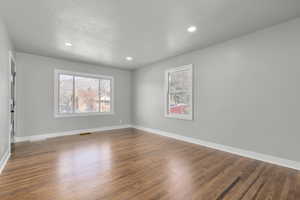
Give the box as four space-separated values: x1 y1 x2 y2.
14 125 131 143
13 124 300 171
0 149 11 174
132 125 300 171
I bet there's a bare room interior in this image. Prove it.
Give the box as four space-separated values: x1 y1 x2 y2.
1 0 300 199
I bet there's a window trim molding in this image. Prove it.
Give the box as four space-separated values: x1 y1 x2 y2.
54 69 114 118
164 64 193 120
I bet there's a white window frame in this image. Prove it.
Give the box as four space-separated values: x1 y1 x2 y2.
54 69 114 118
165 64 193 120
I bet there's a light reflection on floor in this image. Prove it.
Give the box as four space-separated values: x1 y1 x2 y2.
166 156 193 199
55 142 112 196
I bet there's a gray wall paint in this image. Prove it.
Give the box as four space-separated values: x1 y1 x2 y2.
0 18 13 160
133 18 300 162
16 53 131 137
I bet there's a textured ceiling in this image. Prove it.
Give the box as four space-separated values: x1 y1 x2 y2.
1 0 300 69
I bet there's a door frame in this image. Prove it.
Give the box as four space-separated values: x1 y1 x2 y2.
8 51 16 149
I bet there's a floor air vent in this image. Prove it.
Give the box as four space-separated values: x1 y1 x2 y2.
79 132 92 136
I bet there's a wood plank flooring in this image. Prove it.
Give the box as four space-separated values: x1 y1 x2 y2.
0 128 299 200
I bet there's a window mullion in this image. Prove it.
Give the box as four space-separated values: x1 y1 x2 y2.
110 79 112 113
167 73 170 114
58 74 60 114
99 78 101 113
72 76 75 113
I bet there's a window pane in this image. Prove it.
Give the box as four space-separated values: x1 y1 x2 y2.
168 69 192 115
75 76 99 113
59 74 74 113
100 79 111 112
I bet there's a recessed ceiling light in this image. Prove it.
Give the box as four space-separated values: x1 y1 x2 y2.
126 56 133 61
187 26 197 33
65 42 73 47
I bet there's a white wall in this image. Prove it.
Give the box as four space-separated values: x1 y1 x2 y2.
0 18 13 161
133 18 300 162
16 53 132 137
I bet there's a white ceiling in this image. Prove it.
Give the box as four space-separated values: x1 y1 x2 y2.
1 0 300 69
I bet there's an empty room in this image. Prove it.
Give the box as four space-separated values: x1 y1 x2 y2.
1 0 300 199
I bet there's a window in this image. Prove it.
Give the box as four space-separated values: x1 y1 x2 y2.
54 70 113 117
165 64 193 120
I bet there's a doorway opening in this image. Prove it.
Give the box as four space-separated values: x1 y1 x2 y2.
9 51 16 153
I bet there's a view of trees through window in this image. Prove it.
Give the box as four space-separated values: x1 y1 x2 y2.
59 75 73 113
100 79 111 112
75 77 99 113
167 67 192 116
58 73 112 115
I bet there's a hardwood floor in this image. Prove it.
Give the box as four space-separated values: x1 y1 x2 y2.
0 128 299 200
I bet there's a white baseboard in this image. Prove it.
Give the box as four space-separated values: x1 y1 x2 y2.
12 124 300 171
14 125 131 143
0 149 11 174
132 125 300 171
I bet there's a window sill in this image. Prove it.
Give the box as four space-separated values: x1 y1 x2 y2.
54 112 115 118
165 114 193 121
